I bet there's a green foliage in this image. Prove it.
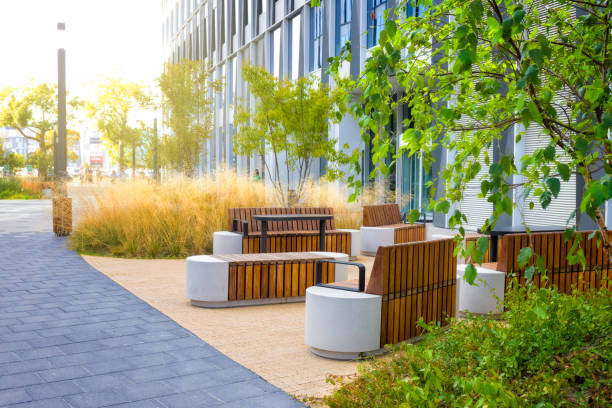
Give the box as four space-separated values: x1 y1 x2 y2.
329 0 612 269
88 79 152 173
326 286 612 407
0 83 80 179
233 64 348 205
158 60 221 177
0 178 42 199
0 152 25 175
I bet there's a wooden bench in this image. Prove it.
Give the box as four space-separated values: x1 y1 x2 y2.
186 251 349 308
227 207 353 256
305 238 457 359
360 204 426 255
481 230 611 293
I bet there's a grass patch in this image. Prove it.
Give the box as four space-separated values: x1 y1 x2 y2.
70 170 364 258
325 285 611 407
0 178 43 199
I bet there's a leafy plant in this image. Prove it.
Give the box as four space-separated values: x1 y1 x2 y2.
326 285 612 407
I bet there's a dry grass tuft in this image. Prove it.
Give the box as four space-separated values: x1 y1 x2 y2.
70 170 363 258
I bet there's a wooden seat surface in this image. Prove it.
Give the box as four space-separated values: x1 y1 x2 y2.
214 252 334 265
362 204 426 244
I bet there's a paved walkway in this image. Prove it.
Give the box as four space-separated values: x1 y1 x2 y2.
0 200 302 408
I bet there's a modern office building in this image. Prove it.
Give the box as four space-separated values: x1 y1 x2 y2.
162 0 605 231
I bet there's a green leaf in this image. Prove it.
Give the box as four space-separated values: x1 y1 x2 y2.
408 209 420 223
513 9 526 23
524 64 540 85
540 191 552 209
517 247 533 268
453 49 473 74
557 163 571 181
533 304 548 319
476 237 489 258
524 265 536 281
464 264 477 285
546 177 561 198
528 101 542 124
470 0 484 22
543 145 555 161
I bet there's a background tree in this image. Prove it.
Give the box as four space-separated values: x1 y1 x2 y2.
88 79 152 174
0 83 80 179
329 0 612 280
233 64 348 205
0 152 25 175
158 59 221 177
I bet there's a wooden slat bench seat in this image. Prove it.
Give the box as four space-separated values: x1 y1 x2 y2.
304 238 457 359
227 207 352 256
490 230 611 293
361 204 426 255
186 251 348 308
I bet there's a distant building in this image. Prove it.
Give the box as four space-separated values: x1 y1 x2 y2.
0 127 39 158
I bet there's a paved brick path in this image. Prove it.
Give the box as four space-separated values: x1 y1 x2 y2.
0 200 302 408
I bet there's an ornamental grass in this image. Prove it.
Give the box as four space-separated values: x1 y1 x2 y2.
70 170 363 258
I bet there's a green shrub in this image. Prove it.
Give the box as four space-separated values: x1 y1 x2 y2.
0 178 42 199
326 285 611 407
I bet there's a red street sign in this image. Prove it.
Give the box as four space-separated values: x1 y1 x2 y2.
90 155 103 164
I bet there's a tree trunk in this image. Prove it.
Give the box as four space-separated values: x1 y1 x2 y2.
132 143 136 180
38 137 48 180
119 142 125 173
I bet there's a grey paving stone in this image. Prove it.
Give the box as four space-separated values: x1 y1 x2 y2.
0 201 302 408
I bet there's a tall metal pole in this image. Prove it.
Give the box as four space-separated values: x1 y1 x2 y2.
153 118 159 183
55 22 67 185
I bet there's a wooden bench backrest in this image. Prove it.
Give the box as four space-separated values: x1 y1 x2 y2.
363 204 402 227
228 207 336 234
366 238 457 346
498 230 611 292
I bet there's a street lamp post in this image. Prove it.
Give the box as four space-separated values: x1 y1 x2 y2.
55 22 67 186
53 22 71 237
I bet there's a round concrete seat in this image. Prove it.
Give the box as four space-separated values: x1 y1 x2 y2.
360 226 394 256
186 255 229 306
304 286 381 360
456 264 505 316
212 231 243 255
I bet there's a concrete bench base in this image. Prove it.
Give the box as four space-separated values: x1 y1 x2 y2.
186 252 349 308
304 286 382 360
336 229 360 260
191 296 305 309
456 264 505 316
360 226 394 256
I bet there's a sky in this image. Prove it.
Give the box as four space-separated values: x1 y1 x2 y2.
0 0 163 101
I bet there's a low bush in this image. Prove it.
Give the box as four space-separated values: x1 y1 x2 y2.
70 170 363 258
326 285 611 407
0 178 43 199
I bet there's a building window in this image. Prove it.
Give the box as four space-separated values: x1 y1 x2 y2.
335 0 352 55
211 9 216 53
270 28 281 76
231 0 237 38
367 0 387 48
221 2 226 46
203 17 208 58
195 22 200 59
288 15 301 80
310 5 323 71
406 0 428 18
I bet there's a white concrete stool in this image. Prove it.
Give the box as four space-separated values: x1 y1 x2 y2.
186 255 229 306
456 264 505 316
305 286 382 360
360 226 394 256
309 252 349 282
336 229 361 260
212 231 243 255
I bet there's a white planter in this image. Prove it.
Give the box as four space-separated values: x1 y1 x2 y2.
456 264 505 316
